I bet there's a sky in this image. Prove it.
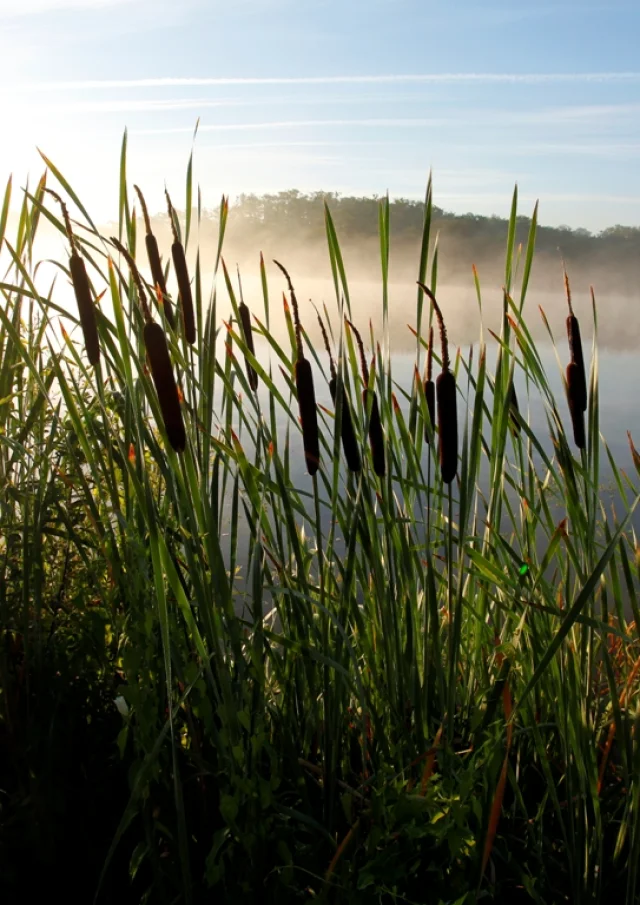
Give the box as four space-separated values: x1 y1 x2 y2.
1 0 640 231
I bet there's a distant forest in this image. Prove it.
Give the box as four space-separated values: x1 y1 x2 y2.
146 190 640 296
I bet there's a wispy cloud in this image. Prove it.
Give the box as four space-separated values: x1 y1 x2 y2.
0 0 139 16
19 72 640 91
131 104 640 135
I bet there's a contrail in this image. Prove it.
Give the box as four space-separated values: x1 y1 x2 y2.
17 72 640 91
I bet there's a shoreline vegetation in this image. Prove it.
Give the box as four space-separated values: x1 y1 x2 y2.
1 144 640 904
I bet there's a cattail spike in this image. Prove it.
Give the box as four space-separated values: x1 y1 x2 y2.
162 197 195 343
45 188 77 254
46 189 100 364
295 358 320 475
329 375 361 473
437 371 457 483
274 259 303 359
566 362 586 449
110 237 152 324
134 185 153 235
144 321 186 452
426 326 434 382
417 282 450 372
165 189 180 243
364 388 385 477
509 381 521 435
345 319 369 386
238 302 258 392
314 305 336 380
563 264 574 316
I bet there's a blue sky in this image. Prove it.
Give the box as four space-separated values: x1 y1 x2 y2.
1 0 640 230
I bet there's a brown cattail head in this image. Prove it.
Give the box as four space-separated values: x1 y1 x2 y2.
134 187 174 328
165 190 195 344
436 370 457 483
239 303 258 391
424 380 436 443
566 314 587 412
69 253 100 366
329 376 362 473
144 321 186 452
295 358 320 475
363 388 385 477
566 361 586 449
424 326 435 442
237 267 258 391
45 189 100 366
509 381 521 435
171 240 195 344
564 267 587 413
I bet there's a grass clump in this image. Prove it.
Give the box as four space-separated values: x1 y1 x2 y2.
1 142 640 905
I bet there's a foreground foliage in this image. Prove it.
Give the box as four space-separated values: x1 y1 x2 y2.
1 147 640 905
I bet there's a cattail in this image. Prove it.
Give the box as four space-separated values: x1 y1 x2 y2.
144 322 186 452
316 308 361 473
424 326 436 443
46 189 100 365
236 267 258 391
564 268 587 413
566 361 586 450
274 260 320 475
166 191 195 344
329 376 362 473
365 385 385 477
295 358 320 474
346 319 385 477
111 237 185 452
135 185 175 329
418 282 457 484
